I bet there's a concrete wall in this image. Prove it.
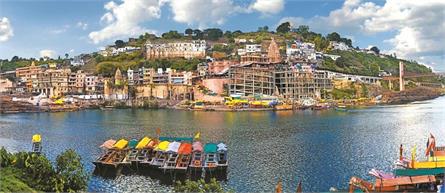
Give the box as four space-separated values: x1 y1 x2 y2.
202 78 229 94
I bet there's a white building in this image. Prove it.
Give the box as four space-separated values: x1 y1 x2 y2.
145 40 206 59
245 44 262 53
323 54 341 61
330 41 351 51
286 41 317 60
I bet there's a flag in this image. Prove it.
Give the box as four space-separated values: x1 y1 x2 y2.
296 181 302 193
194 132 200 140
275 179 282 193
156 128 161 136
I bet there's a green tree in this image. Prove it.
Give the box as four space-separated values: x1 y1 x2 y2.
185 28 193 37
370 46 380 54
56 149 88 192
327 32 341 42
115 40 125 48
204 28 223 41
162 30 183 39
193 29 203 39
174 178 224 193
276 22 291 33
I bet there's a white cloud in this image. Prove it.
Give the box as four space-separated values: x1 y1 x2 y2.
49 25 70 34
0 17 14 42
168 0 237 28
279 0 445 68
89 0 162 44
76 22 88 30
40 49 57 58
248 0 284 15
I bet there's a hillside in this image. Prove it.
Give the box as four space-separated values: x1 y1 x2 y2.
320 50 432 76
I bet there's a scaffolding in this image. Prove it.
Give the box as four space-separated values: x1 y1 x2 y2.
228 65 332 99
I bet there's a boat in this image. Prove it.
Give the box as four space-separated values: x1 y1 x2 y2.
93 139 129 176
161 141 181 171
348 175 438 192
335 105 348 112
394 168 445 177
100 106 114 110
31 134 42 154
189 141 204 172
125 139 139 164
216 142 228 170
150 141 170 168
139 138 159 168
175 143 193 172
203 143 218 172
397 135 445 169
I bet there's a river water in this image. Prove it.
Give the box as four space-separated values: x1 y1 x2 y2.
1 97 444 192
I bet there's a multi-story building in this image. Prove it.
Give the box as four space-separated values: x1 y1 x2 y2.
286 41 317 61
228 64 332 99
145 40 206 59
330 41 351 51
85 75 99 94
0 78 15 93
33 68 71 97
240 38 281 64
68 70 85 93
15 61 44 92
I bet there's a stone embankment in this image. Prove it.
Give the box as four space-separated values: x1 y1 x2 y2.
381 87 443 104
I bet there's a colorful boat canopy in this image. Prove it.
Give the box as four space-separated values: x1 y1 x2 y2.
192 141 203 152
136 137 151 149
155 141 170 151
146 140 158 149
178 143 192 155
32 134 41 143
100 139 116 149
113 139 128 150
167 141 181 153
159 137 193 142
127 139 138 149
217 143 227 152
204 143 217 153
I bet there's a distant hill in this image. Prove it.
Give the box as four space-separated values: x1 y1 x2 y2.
320 50 432 76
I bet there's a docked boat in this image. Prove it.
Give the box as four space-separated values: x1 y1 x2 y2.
394 168 445 177
203 143 218 172
139 138 159 169
176 143 193 172
150 141 170 168
125 139 139 164
31 134 42 154
161 141 181 171
93 139 129 176
216 142 228 170
348 175 438 192
189 141 204 172
397 134 445 169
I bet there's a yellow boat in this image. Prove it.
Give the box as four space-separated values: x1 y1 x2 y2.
135 137 151 149
410 146 445 169
113 139 128 150
155 141 170 151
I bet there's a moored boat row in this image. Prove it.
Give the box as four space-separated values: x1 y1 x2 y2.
93 133 228 179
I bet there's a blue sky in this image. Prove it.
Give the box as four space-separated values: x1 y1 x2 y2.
0 0 443 71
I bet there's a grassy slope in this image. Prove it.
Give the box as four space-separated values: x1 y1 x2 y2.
0 168 36 192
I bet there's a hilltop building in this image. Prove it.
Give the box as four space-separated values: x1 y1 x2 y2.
145 40 206 60
240 38 282 64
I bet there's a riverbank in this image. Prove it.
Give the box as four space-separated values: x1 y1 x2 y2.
1 87 443 114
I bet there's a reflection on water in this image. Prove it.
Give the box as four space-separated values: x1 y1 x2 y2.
0 97 444 192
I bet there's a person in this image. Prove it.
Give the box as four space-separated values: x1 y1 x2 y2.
426 133 435 157
399 144 403 161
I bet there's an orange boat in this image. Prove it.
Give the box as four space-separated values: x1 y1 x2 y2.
175 143 193 172
349 175 437 192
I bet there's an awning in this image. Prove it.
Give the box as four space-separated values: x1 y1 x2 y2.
155 141 170 151
204 143 217 153
167 141 181 153
100 139 116 149
113 139 128 150
128 139 138 149
136 137 151 149
192 141 203 152
217 143 227 152
178 143 192 155
32 134 41 143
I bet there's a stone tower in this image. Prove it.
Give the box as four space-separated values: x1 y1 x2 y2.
267 38 281 63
